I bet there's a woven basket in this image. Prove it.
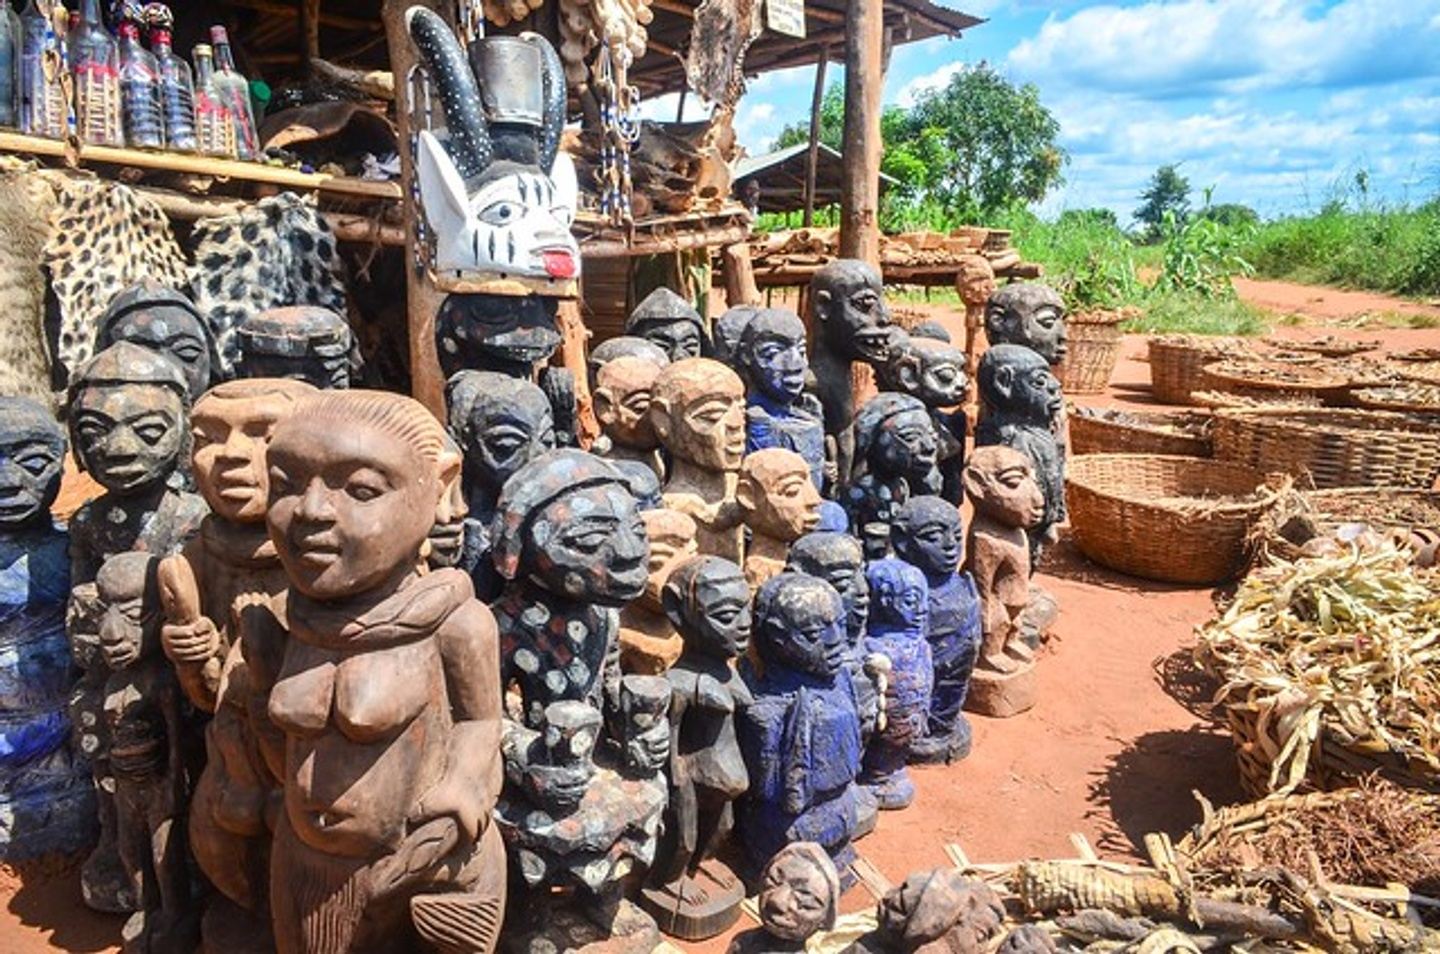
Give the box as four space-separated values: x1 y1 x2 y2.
1065 454 1275 584
1201 359 1351 406
1148 335 1253 405
1257 487 1440 563
1353 384 1440 414
1263 335 1381 358
1057 312 1125 394
1213 408 1440 489
1192 389 1323 410
1068 407 1212 457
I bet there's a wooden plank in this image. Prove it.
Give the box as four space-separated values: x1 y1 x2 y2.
839 0 883 265
850 856 892 900
722 241 761 306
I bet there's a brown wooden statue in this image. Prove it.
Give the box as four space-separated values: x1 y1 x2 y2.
262 389 506 954
962 446 1044 718
618 508 700 675
650 358 747 563
736 448 823 591
593 354 667 480
954 254 995 410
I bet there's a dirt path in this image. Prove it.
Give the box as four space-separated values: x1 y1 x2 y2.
1234 277 1440 323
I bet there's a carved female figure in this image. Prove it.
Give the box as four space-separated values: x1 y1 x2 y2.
859 559 932 809
842 393 941 559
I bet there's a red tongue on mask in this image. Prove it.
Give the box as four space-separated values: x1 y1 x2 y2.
542 250 577 278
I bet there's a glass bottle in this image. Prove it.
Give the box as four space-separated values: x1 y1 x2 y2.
208 26 256 160
70 0 122 146
148 22 194 152
191 43 233 158
116 20 160 148
18 0 64 137
0 1 21 128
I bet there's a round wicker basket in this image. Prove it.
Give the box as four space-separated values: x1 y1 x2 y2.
1057 312 1125 394
1068 407 1212 457
1353 384 1440 414
1201 359 1351 405
1212 408 1440 489
1148 335 1254 405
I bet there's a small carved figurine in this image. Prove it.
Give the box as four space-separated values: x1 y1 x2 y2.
262 389 507 954
737 448 822 591
974 345 1064 565
859 559 932 809
984 283 1068 367
955 254 996 394
809 260 896 488
95 552 196 954
893 496 983 765
727 842 840 954
0 397 94 862
618 507 699 675
650 358 747 562
627 287 709 361
740 309 826 491
963 446 1045 718
640 556 753 940
738 574 863 879
879 335 970 504
97 280 217 402
710 305 759 365
235 306 353 389
593 354 666 479
842 393 941 560
588 336 670 388
847 868 1006 954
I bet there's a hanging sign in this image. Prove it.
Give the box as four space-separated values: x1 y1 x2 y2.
766 0 806 39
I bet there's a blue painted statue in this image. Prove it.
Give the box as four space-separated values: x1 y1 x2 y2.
0 397 94 861
892 496 983 765
859 559 932 810
739 309 826 491
842 393 941 559
738 573 862 882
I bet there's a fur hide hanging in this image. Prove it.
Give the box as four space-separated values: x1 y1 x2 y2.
0 160 58 408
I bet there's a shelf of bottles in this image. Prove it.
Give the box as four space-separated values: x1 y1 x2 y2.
0 0 401 201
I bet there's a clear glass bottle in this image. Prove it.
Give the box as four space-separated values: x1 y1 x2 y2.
116 20 160 148
191 43 234 158
208 26 256 160
18 0 64 137
0 1 22 128
70 0 122 146
148 22 195 152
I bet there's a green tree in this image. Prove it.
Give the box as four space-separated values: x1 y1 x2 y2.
1199 203 1259 228
1059 208 1119 230
1136 164 1191 239
774 84 843 152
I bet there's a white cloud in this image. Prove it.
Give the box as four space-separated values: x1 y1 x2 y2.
896 60 971 107
734 100 782 152
636 92 711 124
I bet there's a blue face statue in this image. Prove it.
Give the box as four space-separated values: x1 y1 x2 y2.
754 573 847 679
0 398 66 529
866 559 929 636
741 309 808 404
893 496 962 578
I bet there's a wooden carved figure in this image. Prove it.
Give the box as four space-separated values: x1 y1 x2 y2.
809 260 896 488
650 358 747 562
962 446 1045 718
593 354 667 479
263 389 507 954
737 448 822 591
892 496 983 765
156 377 316 952
846 868 1006 954
97 280 217 402
879 336 970 504
236 306 353 389
619 508 699 675
974 345 1064 566
588 336 670 390
984 283 1068 367
738 574 863 880
67 342 207 914
859 559 931 810
842 393 941 560
727 842 840 954
740 309 826 491
627 287 709 361
954 254 996 398
710 305 760 365
641 556 753 940
0 397 94 862
95 551 197 954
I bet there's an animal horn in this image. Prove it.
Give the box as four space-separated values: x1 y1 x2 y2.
521 31 566 174
406 6 492 179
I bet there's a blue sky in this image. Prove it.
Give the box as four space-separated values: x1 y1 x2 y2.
643 0 1440 224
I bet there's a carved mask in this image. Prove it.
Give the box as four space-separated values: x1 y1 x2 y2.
759 843 840 942
740 308 808 403
893 496 963 577
0 397 66 529
811 259 893 364
190 379 317 523
662 555 751 660
754 573 847 679
788 532 869 646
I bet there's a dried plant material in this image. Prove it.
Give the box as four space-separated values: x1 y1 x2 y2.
1264 335 1381 357
1354 383 1440 412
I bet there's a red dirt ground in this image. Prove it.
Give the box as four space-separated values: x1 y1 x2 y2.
4 280 1432 953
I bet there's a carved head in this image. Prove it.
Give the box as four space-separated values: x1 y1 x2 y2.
984 283 1068 366
0 396 66 530
880 336 969 408
266 390 461 601
737 448 822 543
436 295 562 377
626 288 708 361
963 445 1045 531
237 306 353 389
97 280 216 401
407 11 579 289
190 379 317 524
954 254 996 308
739 308 808 404
429 431 469 568
620 673 671 775
758 842 840 942
910 320 952 343
649 358 746 472
68 342 190 496
854 393 939 482
977 344 1062 426
446 370 555 507
594 355 663 451
662 555 751 660
711 305 760 365
810 259 893 364
492 449 648 605
866 558 928 639
753 573 847 679
96 551 161 671
587 335 669 389
640 507 698 609
788 531 869 646
893 496 962 578
876 869 1005 954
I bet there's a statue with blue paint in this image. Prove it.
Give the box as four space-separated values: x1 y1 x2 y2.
859 559 932 810
738 309 826 491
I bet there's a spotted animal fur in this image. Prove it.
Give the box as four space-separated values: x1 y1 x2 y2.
0 161 59 407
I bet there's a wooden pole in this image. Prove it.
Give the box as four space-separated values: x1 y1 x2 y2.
802 48 829 228
839 0 882 266
300 0 322 70
722 242 761 307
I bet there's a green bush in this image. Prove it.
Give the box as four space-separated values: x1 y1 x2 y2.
1156 210 1255 299
1242 202 1440 297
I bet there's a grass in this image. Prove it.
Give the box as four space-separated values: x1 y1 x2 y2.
1119 289 1267 336
1242 202 1440 298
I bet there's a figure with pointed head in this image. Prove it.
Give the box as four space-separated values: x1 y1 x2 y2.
627 287 709 361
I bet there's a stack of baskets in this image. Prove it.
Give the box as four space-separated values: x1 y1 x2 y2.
1147 335 1254 405
1056 311 1126 394
1212 407 1440 489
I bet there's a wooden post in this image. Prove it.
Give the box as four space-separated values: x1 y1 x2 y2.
722 242 761 307
382 0 448 416
555 301 599 447
802 47 829 228
839 0 883 266
300 0 322 70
